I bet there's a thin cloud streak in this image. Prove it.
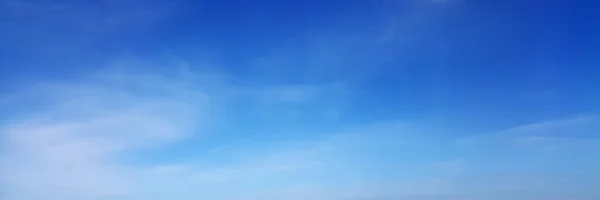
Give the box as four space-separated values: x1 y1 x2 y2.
0 63 211 200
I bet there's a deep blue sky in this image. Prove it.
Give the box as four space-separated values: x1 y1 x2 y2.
1 0 600 200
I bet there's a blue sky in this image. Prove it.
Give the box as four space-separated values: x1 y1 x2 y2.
1 0 600 199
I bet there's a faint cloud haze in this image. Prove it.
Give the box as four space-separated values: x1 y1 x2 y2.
1 0 599 200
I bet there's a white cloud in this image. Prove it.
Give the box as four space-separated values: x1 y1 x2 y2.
499 115 598 135
456 115 600 147
0 89 452 200
3 57 597 200
0 62 210 200
127 145 329 200
0 59 347 200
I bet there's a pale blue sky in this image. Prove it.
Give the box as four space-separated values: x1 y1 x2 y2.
1 0 599 199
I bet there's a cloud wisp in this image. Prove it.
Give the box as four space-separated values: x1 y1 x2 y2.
2 62 599 200
1 0 599 199
0 62 212 199
0 59 352 200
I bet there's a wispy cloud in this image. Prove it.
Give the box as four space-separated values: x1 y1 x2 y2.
456 115 600 148
0 61 210 200
2 56 598 199
0 71 467 199
0 56 352 199
2 0 598 199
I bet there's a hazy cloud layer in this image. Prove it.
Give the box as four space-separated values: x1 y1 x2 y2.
1 0 599 200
